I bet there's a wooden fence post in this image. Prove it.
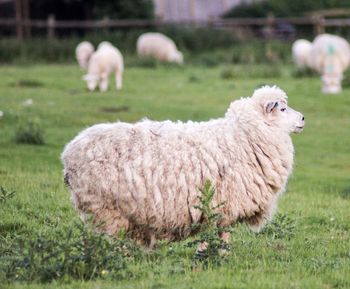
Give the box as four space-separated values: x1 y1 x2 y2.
47 14 55 40
314 15 325 36
189 0 195 22
22 0 31 38
264 13 275 39
15 0 23 40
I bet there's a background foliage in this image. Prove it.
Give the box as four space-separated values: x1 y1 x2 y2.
224 0 350 18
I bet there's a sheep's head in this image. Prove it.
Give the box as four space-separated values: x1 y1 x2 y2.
254 86 305 134
170 50 184 64
82 74 99 91
226 86 305 134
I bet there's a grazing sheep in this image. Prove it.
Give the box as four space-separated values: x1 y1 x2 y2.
137 32 183 64
62 86 304 246
83 43 124 92
97 41 114 50
75 41 94 70
292 39 312 69
309 33 350 94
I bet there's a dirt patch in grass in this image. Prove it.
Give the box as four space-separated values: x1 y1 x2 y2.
100 106 130 113
9 79 44 88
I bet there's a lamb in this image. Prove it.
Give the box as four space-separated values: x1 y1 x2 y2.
291 39 312 69
137 32 183 64
308 33 350 94
75 41 94 70
62 86 305 246
83 43 124 92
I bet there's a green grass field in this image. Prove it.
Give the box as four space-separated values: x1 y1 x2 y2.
0 64 349 289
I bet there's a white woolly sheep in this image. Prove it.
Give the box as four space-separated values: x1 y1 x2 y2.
97 41 114 50
309 33 350 94
62 86 304 246
83 43 124 92
75 41 94 70
137 32 183 64
292 39 312 69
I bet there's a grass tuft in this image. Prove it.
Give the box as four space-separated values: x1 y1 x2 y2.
100 106 130 113
220 65 282 79
341 185 350 199
292 67 318 78
0 221 142 283
187 180 232 268
0 186 16 204
10 79 44 88
14 119 45 145
260 213 296 240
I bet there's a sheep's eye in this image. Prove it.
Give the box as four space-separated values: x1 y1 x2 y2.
281 108 286 112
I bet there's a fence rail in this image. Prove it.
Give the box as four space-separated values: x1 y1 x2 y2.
1 16 350 39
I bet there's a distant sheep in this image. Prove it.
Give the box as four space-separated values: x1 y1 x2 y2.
309 33 350 94
83 43 124 92
292 39 312 69
62 86 304 246
137 32 183 64
97 41 114 50
75 41 94 70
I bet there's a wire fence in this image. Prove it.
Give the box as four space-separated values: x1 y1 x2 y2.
1 15 350 40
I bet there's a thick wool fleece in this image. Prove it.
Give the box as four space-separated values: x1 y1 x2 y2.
62 86 295 245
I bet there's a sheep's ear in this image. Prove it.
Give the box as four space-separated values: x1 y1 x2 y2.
265 101 279 113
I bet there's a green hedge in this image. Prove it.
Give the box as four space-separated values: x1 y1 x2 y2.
224 0 350 18
0 27 239 64
0 28 293 65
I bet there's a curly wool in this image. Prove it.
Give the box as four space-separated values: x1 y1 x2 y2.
62 86 295 245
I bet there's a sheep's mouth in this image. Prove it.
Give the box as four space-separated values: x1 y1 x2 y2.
294 126 304 133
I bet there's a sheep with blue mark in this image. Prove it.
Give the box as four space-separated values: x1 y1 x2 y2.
309 34 350 94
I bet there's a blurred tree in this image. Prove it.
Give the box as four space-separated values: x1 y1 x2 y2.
224 0 350 18
94 0 154 19
30 0 93 20
28 0 153 20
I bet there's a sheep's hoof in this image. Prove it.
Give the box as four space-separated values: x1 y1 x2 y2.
196 241 208 252
220 231 231 243
194 241 209 259
218 243 231 256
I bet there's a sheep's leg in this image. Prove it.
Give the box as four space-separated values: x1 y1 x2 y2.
99 77 109 92
246 199 277 232
246 210 272 232
197 241 209 252
115 70 123 90
220 231 231 243
93 207 129 237
196 231 231 253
